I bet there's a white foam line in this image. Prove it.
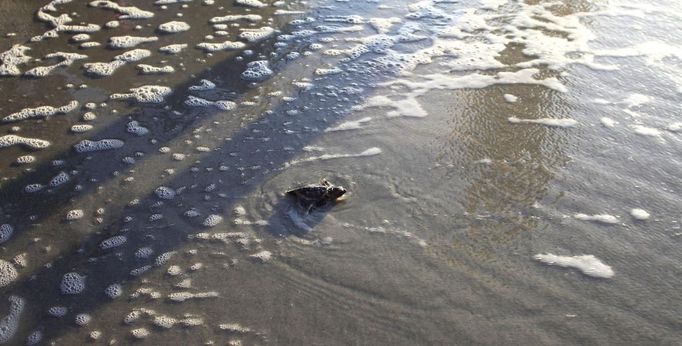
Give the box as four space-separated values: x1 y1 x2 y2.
508 117 578 128
285 147 382 167
534 253 614 279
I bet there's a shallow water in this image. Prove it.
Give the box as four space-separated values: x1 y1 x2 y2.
0 0 681 345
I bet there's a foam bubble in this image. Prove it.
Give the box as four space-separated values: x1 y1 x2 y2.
503 94 518 103
153 315 177 329
210 14 262 23
24 52 88 78
108 35 158 49
184 96 237 111
158 21 190 33
104 283 123 298
100 235 127 250
130 265 151 276
137 64 175 74
632 125 662 137
0 135 51 150
24 184 45 193
508 117 578 128
167 291 218 302
314 67 343 76
15 155 36 164
235 0 266 8
75 313 91 326
3 100 78 123
126 121 149 136
49 171 70 187
47 307 67 319
167 266 182 276
601 117 617 128
159 43 188 54
71 124 94 133
239 27 275 43
0 260 18 287
80 42 101 49
286 147 382 166
135 247 154 259
130 328 150 339
74 139 124 153
89 1 154 19
155 186 176 199
110 85 172 103
60 272 86 295
534 253 614 279
26 330 42 346
325 117 372 132
65 209 84 221
240 60 273 82
0 225 13 244
202 214 223 227
0 296 25 344
218 323 251 333
574 213 619 225
630 208 650 221
115 49 152 62
249 250 272 262
196 40 246 52
188 79 216 91
154 251 176 266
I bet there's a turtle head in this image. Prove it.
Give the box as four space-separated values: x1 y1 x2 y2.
326 185 347 200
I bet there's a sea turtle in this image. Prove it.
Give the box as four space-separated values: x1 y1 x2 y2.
286 179 347 212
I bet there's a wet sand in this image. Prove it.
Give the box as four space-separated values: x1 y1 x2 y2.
0 0 681 345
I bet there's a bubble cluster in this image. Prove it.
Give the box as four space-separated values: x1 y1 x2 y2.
0 224 14 244
137 64 175 74
235 0 267 8
240 60 273 82
0 45 32 76
135 247 154 259
74 313 91 326
188 79 216 91
26 330 42 345
65 209 84 221
167 291 218 302
0 135 51 150
84 49 151 77
154 251 176 266
239 27 276 43
74 139 125 153
110 85 172 103
71 124 94 133
60 272 86 295
196 40 246 52
155 186 176 200
184 96 237 111
47 306 68 318
100 235 127 250
130 328 150 339
0 296 25 344
88 1 154 20
202 214 223 227
49 171 70 187
159 44 188 54
104 283 123 298
0 260 18 287
158 21 191 33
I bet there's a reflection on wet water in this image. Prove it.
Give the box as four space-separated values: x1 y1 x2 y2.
1 0 681 344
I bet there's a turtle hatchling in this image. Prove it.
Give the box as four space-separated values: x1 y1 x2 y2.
286 179 347 211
